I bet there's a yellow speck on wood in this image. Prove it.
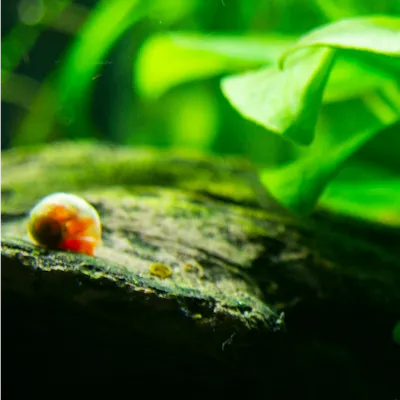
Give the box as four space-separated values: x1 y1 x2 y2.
149 263 173 279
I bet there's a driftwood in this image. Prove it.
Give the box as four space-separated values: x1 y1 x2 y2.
1 142 399 398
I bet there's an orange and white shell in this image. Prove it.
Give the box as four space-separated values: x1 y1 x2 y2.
27 193 101 256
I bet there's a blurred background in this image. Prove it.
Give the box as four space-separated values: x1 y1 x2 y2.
1 0 326 158
2 0 400 224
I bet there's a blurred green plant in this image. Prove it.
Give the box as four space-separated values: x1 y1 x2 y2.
134 33 296 99
134 13 400 224
2 0 400 226
1 0 72 82
10 0 200 144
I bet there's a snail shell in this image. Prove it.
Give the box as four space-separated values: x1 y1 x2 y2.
27 193 101 256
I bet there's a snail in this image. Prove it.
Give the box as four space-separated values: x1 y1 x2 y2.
27 193 101 256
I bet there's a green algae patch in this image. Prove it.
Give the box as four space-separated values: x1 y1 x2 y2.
1 141 263 214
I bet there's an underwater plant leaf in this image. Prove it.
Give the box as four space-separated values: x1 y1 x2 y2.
322 54 398 103
279 15 400 68
221 15 400 215
221 47 336 146
134 32 294 99
222 15 400 147
320 161 400 227
135 31 396 103
260 83 400 215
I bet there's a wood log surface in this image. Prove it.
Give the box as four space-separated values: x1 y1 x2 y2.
1 142 399 398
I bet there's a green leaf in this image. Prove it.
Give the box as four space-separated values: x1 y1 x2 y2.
135 30 398 105
260 83 400 215
279 15 400 68
221 47 336 145
134 33 295 99
222 15 400 215
323 54 398 103
222 16 400 147
320 161 400 227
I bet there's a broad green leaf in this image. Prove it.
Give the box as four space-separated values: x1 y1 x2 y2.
135 30 398 104
222 15 400 148
320 162 400 227
134 33 295 99
260 83 400 215
313 0 400 22
323 54 397 102
280 15 400 67
221 47 336 145
353 121 400 172
219 16 400 218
